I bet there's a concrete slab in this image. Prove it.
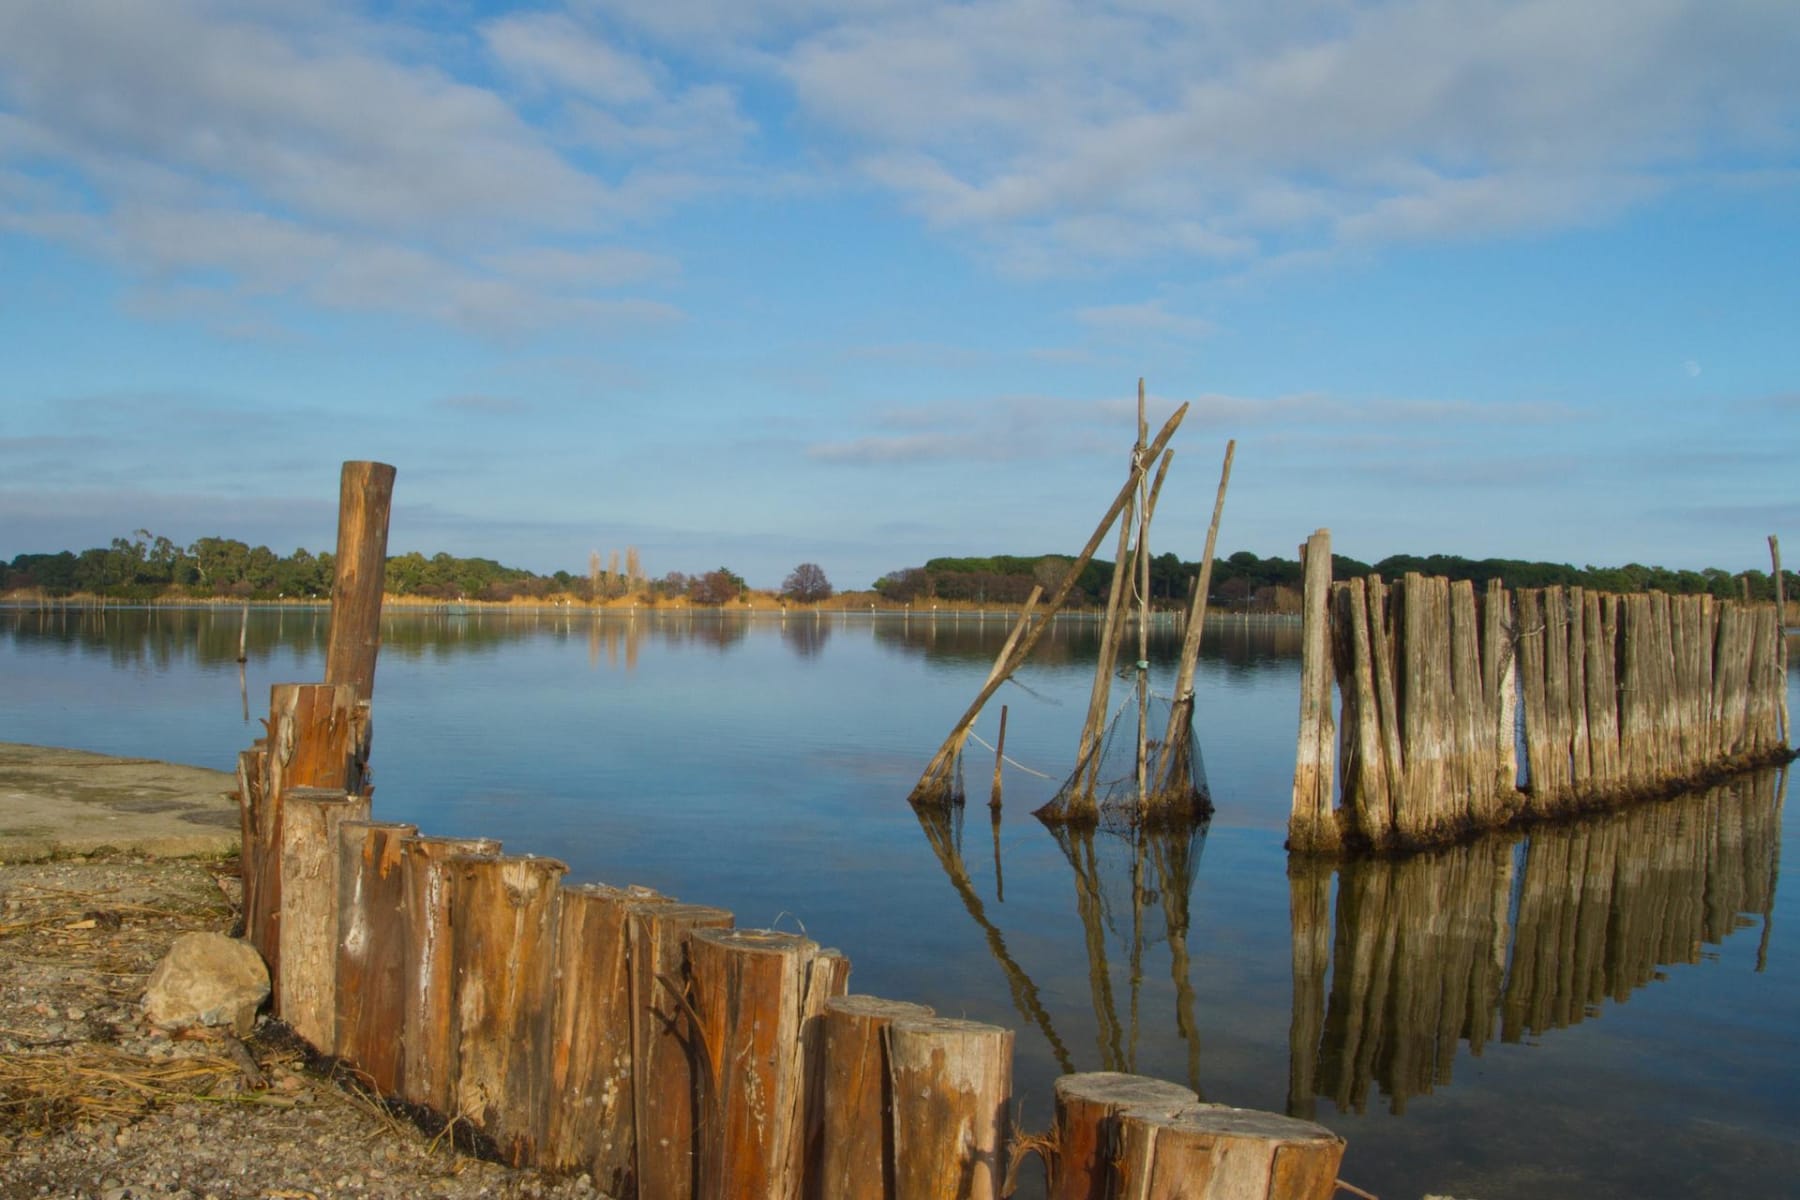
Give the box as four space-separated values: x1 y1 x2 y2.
0 743 238 862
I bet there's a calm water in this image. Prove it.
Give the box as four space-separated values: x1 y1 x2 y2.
3 605 1797 1199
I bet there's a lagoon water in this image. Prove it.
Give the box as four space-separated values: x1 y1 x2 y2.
3 604 1796 1199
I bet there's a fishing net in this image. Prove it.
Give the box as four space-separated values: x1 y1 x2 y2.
1046 687 1211 826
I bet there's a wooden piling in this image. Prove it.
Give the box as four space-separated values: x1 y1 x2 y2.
629 899 734 1200
334 819 417 1089
277 786 370 1049
398 834 501 1114
688 928 849 1199
324 460 397 704
886 1015 1013 1200
817 995 935 1200
1049 1072 1197 1200
542 883 662 1185
1773 535 1789 746
447 853 568 1166
1289 529 1338 851
1112 1104 1345 1200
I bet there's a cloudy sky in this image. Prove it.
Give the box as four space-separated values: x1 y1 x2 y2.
3 0 1796 588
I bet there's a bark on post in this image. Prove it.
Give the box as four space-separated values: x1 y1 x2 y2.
398 834 501 1114
1112 1104 1345 1200
687 928 849 1200
334 819 417 1086
324 460 397 705
1289 530 1338 850
542 882 663 1188
447 854 568 1167
885 1016 1014 1200
1049 1072 1197 1200
818 995 935 1200
629 899 735 1200
277 786 370 1049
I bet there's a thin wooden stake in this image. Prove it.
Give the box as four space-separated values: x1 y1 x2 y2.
1772 534 1789 746
990 705 1008 810
1156 440 1235 799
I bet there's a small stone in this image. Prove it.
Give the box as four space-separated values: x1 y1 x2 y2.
141 933 269 1036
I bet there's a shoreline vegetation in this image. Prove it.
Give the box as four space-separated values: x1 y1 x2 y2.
5 528 1796 616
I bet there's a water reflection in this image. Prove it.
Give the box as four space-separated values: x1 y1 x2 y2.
1289 767 1786 1118
913 802 1210 1092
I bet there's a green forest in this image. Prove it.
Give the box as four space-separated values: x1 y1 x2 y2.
3 528 1792 610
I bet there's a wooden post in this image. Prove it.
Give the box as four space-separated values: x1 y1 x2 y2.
1072 491 1139 811
818 995 934 1200
334 819 417 1089
629 899 735 1200
1049 1072 1197 1200
688 928 849 1200
1337 580 1392 848
277 786 370 1049
1289 530 1338 850
448 853 567 1167
990 705 1008 810
1773 535 1789 746
1157 440 1235 799
543 883 663 1186
398 834 501 1114
1112 1104 1345 1200
324 460 397 704
886 1016 1013 1200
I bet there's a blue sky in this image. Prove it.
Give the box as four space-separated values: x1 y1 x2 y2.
2 0 1796 590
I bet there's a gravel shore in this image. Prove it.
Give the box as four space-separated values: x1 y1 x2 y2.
0 852 611 1200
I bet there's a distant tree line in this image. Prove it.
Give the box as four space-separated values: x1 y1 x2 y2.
1 530 840 608
872 551 1797 611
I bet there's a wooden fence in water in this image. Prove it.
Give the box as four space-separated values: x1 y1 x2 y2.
1286 766 1785 1117
1291 529 1792 852
230 460 1349 1200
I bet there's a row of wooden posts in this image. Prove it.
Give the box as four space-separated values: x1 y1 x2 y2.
1291 528 1793 851
234 461 1348 1200
1287 766 1784 1118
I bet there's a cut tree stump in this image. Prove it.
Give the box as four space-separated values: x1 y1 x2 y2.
1112 1103 1345 1200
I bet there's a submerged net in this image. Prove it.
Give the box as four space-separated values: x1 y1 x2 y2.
1048 688 1211 826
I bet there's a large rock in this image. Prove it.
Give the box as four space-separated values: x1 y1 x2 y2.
143 932 270 1036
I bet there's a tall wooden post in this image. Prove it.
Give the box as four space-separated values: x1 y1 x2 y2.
1290 529 1339 851
1772 535 1789 746
325 461 396 704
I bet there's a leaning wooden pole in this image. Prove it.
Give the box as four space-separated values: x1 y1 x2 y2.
324 460 397 705
909 403 1190 807
1156 440 1235 798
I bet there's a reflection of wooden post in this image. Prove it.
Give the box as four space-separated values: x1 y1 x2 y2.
398 834 501 1113
887 1016 1013 1200
818 995 934 1200
630 900 734 1200
1113 1104 1345 1199
543 883 661 1184
1286 859 1330 1120
334 819 416 1086
1050 1072 1196 1200
1290 530 1339 850
689 928 849 1199
324 460 396 704
278 786 370 1048
448 854 567 1166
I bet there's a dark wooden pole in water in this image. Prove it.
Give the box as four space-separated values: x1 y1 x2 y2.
324 460 396 704
1049 1072 1197 1200
990 705 1008 810
818 995 935 1200
1112 1103 1345 1199
886 1015 1013 1200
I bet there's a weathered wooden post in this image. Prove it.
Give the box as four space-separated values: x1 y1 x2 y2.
1773 535 1789 746
324 460 396 705
542 882 662 1186
886 1015 1013 1200
1049 1073 1197 1200
818 995 934 1200
398 834 501 1114
1289 529 1339 850
1112 1104 1345 1199
629 899 734 1200
277 786 370 1049
334 820 417 1090
448 853 567 1167
688 928 849 1200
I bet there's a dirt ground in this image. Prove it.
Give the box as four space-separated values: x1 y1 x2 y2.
0 852 610 1200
